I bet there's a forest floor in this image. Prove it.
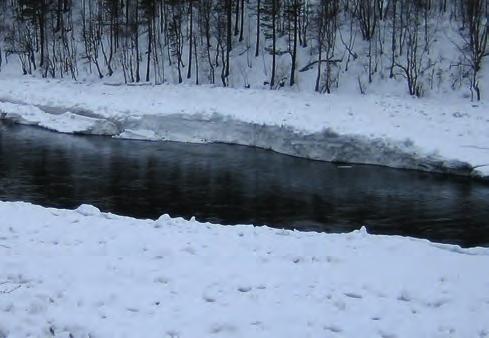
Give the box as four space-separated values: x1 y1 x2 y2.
0 201 488 338
0 75 489 178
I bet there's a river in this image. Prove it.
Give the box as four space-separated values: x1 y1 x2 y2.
1 121 488 247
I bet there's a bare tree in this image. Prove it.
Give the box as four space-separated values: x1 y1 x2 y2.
458 0 489 100
313 0 339 93
394 1 435 97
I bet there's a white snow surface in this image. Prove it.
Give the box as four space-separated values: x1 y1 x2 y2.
0 101 118 135
1 76 489 177
0 201 488 338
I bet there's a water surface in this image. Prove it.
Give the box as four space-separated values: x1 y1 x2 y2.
1 121 488 247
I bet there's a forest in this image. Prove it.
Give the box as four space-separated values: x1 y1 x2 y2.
0 0 488 99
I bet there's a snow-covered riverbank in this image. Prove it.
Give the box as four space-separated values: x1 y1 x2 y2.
0 201 488 338
1 77 489 179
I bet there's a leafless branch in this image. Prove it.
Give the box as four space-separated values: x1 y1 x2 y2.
0 283 22 294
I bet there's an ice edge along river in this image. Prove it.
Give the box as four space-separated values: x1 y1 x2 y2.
0 97 488 180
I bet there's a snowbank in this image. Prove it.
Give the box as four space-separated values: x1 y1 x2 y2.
1 77 489 178
0 201 488 338
0 101 119 135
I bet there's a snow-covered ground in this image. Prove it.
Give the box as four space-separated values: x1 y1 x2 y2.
1 76 488 179
0 201 488 338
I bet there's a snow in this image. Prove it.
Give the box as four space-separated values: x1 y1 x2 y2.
1 76 489 178
117 128 160 141
0 101 119 135
0 201 488 338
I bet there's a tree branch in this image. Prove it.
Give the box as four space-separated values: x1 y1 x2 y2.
0 283 22 294
299 59 342 72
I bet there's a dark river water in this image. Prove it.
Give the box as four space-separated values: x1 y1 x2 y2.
1 121 488 247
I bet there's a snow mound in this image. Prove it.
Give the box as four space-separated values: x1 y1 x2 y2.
0 201 488 338
75 204 101 216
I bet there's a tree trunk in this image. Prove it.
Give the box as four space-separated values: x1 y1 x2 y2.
187 2 193 79
290 3 298 86
39 0 46 68
239 0 245 42
255 0 260 57
226 0 232 83
270 0 276 88
146 17 152 82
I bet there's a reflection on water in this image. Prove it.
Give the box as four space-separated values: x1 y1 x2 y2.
1 121 488 247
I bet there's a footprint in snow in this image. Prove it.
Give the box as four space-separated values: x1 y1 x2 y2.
344 292 362 299
154 276 171 285
324 325 343 333
326 256 341 264
410 307 421 315
292 257 303 264
379 331 397 338
424 298 450 308
202 287 219 303
437 326 456 335
166 330 180 338
209 323 237 335
250 320 264 329
181 246 196 255
2 302 14 313
203 294 217 303
397 290 412 302
237 286 252 293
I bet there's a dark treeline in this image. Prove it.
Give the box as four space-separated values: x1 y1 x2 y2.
0 0 488 99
